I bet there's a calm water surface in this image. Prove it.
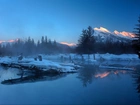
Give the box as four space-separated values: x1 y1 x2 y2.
0 61 140 105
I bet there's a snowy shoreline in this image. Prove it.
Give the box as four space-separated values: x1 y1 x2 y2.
0 53 139 85
0 58 80 73
0 53 139 73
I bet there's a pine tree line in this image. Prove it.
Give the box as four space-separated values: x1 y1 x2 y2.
94 40 133 54
0 36 72 56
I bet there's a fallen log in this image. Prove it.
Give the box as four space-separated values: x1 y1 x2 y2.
1 72 67 85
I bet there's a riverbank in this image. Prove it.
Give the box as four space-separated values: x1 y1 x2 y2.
0 53 139 73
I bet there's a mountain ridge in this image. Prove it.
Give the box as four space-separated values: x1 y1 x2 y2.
93 27 135 43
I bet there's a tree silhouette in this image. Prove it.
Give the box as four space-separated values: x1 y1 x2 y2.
134 16 140 38
76 26 95 54
132 16 140 58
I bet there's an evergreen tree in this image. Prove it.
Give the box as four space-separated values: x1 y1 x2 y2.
134 16 140 38
44 36 48 54
48 39 52 49
76 26 95 54
53 40 58 53
41 36 45 44
37 40 41 53
37 40 40 48
132 16 140 58
45 36 48 44
0 44 2 55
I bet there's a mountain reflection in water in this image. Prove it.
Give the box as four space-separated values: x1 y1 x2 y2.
77 64 132 87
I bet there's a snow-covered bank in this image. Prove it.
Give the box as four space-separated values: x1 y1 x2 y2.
37 53 139 61
0 53 139 73
94 53 139 61
0 56 81 73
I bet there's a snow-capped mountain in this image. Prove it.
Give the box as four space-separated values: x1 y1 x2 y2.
0 39 19 46
93 27 135 43
59 42 77 48
60 42 76 47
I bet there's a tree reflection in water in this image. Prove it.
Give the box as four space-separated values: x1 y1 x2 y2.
77 65 98 87
132 65 140 98
0 67 67 85
77 64 130 87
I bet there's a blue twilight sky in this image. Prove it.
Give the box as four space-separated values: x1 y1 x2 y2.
0 0 140 43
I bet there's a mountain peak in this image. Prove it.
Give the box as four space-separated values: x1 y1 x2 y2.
113 30 135 38
0 39 19 44
60 42 76 47
94 27 136 38
94 27 110 33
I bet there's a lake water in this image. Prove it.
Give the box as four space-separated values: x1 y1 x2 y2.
0 61 140 105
